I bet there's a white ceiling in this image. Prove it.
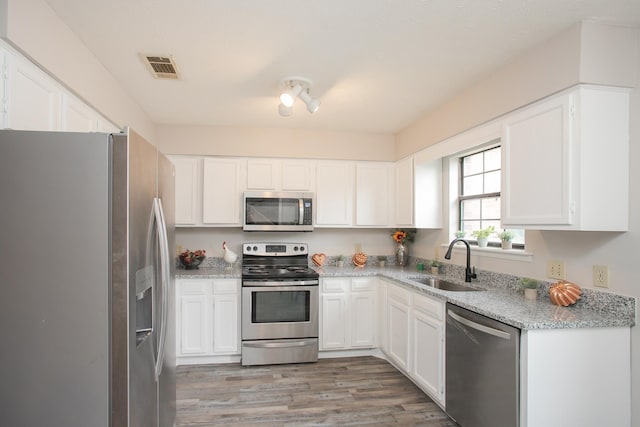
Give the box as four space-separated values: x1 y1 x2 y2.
44 0 640 134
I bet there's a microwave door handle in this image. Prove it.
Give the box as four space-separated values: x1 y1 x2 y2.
299 198 304 225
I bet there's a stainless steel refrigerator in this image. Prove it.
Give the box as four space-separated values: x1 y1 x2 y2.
0 128 176 427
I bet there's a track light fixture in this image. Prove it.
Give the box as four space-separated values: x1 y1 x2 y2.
278 77 320 117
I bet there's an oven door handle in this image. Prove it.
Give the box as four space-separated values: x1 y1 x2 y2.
244 340 317 349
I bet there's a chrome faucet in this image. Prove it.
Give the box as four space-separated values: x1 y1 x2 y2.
444 238 477 282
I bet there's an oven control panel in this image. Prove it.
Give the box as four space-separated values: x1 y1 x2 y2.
243 242 308 256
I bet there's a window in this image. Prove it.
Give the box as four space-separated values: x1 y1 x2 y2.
457 146 524 248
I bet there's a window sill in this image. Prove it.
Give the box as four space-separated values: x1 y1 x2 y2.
439 243 533 262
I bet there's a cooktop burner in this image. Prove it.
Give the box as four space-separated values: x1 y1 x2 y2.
241 242 319 280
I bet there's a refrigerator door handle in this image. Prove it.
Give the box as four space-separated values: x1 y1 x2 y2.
153 197 170 380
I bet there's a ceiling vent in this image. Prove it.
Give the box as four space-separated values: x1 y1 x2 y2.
142 55 181 80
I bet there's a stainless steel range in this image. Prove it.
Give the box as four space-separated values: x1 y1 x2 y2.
241 242 319 366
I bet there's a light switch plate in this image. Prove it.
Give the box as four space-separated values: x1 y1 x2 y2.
547 260 566 280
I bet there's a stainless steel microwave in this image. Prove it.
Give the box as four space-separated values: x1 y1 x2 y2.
243 191 314 231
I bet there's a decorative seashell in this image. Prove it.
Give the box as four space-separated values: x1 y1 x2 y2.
312 253 326 267
549 280 582 306
352 252 368 267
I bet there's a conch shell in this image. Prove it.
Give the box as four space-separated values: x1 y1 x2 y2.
352 252 368 267
549 280 582 306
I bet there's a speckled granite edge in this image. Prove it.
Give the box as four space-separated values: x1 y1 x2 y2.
175 256 636 330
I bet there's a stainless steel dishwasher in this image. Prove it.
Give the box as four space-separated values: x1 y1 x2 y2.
445 303 520 427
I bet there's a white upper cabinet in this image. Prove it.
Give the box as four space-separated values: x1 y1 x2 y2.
5 50 61 131
355 162 394 227
246 158 280 190
171 156 201 226
395 157 414 226
246 158 315 191
315 160 354 227
281 160 315 191
61 94 98 132
202 158 245 225
502 85 629 231
1 42 119 133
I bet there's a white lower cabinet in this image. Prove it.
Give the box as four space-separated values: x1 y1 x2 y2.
320 277 377 350
410 293 445 404
386 284 411 371
176 278 240 364
384 281 445 406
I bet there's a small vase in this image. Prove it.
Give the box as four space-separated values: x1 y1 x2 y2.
501 240 513 250
337 260 344 268
396 242 409 266
378 260 386 268
477 237 488 248
524 288 538 300
431 266 439 275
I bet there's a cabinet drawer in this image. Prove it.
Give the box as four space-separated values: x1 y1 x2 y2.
413 293 443 320
322 278 349 293
351 277 374 292
213 279 239 294
179 279 212 295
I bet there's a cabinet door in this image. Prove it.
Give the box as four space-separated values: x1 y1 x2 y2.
246 159 280 190
202 158 244 225
179 294 209 355
212 293 239 354
395 157 414 227
412 310 444 403
6 53 61 131
172 157 200 225
350 292 376 347
320 294 348 349
387 288 411 371
61 94 97 132
355 162 393 227
282 160 314 191
502 93 572 226
316 161 354 226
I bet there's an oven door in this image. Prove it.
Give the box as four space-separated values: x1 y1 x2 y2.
242 284 318 340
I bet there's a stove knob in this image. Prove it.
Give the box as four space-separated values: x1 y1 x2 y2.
293 246 299 251
253 245 258 251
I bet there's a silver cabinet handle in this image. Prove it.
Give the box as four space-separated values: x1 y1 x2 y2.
448 310 512 340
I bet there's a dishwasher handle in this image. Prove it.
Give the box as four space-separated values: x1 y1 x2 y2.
448 310 512 340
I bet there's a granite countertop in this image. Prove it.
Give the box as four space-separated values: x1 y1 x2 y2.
176 264 635 331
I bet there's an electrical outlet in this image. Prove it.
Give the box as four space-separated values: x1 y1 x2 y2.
593 265 609 288
547 260 566 280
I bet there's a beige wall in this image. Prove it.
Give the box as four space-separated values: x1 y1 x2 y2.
155 124 395 161
395 21 638 160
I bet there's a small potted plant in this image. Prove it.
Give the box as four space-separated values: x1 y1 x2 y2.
430 260 442 275
497 229 515 250
376 255 387 268
471 226 495 247
518 277 539 300
335 255 345 268
455 230 466 238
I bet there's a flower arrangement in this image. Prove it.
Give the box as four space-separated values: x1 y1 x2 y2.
391 229 416 244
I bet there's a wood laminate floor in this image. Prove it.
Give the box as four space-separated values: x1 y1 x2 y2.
176 356 459 427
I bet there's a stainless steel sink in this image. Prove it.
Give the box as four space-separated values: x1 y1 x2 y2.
411 277 483 292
